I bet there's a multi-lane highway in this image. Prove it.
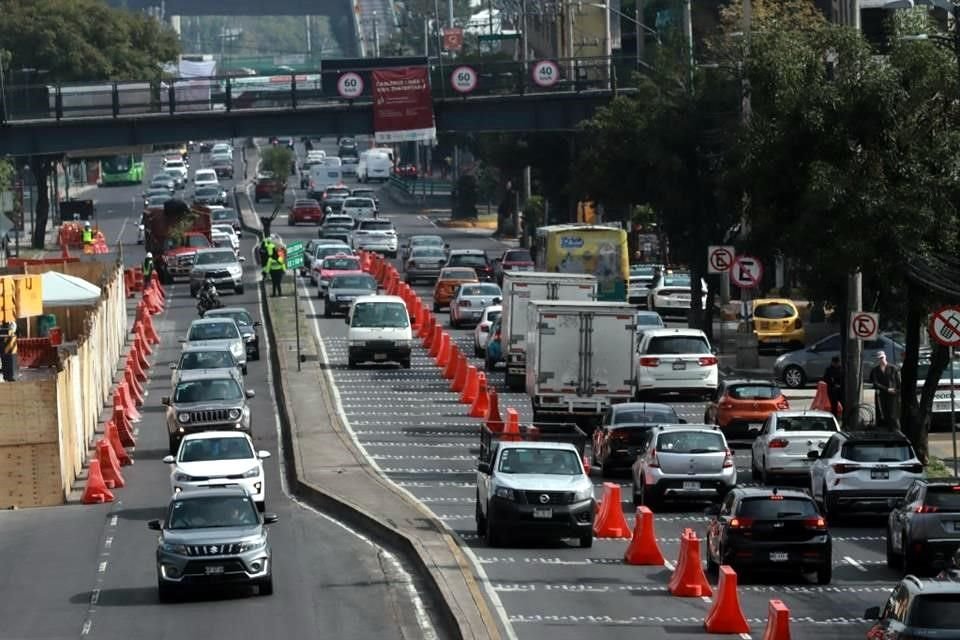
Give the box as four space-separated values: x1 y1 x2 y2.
263 138 897 640
0 147 435 640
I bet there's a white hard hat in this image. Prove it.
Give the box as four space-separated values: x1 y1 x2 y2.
146 252 153 258
84 221 91 227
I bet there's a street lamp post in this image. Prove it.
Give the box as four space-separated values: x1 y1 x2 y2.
588 2 660 71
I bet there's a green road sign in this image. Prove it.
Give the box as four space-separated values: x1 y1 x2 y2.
286 241 304 270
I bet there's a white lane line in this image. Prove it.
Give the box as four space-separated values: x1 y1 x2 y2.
259 279 438 640
509 614 866 626
81 620 92 635
109 515 118 527
301 277 518 640
104 537 113 549
845 556 869 572
493 582 895 594
97 561 107 573
90 588 100 605
740 633 752 640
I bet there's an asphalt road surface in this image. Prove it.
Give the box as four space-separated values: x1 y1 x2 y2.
0 147 433 640
260 139 899 640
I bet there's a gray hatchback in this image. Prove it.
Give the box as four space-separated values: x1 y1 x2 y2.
149 487 277 601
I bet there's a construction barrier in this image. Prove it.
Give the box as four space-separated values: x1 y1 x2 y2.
17 337 58 368
809 380 841 417
704 566 750 633
761 600 792 640
668 529 713 597
624 506 665 565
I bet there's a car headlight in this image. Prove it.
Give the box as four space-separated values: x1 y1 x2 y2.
230 343 243 357
228 408 242 421
237 538 267 553
244 334 256 343
173 472 194 482
574 487 594 502
494 486 515 500
161 542 189 554
177 412 191 423
242 466 260 478
228 265 241 275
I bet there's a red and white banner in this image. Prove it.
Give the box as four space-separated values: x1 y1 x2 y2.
372 67 436 143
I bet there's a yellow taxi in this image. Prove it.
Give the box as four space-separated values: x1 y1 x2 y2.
433 267 479 312
751 298 805 352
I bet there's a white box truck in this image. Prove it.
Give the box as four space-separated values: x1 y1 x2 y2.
525 300 636 425
501 272 597 391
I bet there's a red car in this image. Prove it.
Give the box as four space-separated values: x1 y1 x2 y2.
254 173 280 203
395 163 418 179
289 199 324 225
495 248 535 284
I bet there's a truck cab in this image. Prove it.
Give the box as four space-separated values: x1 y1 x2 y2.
162 232 213 281
475 424 595 548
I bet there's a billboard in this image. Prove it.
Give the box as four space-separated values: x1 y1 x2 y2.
371 67 436 143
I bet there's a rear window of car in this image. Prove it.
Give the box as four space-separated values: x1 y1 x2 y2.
635 313 663 327
663 274 691 287
451 254 488 267
412 247 446 258
504 250 532 262
645 336 710 355
442 269 476 280
737 497 818 519
727 385 781 400
411 236 444 246
655 431 725 453
907 594 960 628
613 410 679 424
360 220 394 231
317 246 351 259
923 486 960 510
295 200 319 208
631 265 656 278
323 257 359 270
841 441 913 462
344 198 374 208
754 303 796 319
460 284 501 297
775 416 838 432
331 275 376 290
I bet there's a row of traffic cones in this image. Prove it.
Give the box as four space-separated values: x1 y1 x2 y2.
81 277 165 504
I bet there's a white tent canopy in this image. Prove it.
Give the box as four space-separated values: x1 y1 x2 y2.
41 271 101 308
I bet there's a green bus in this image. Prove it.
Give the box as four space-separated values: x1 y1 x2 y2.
100 154 144 185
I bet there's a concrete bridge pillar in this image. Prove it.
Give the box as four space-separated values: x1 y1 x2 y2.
170 15 181 35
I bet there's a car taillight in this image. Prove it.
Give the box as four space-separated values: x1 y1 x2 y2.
720 402 735 410
803 516 827 530
480 325 490 333
795 318 803 329
723 448 735 468
639 357 660 367
832 463 861 474
915 505 939 513
648 451 660 468
729 517 753 529
611 431 629 442
776 399 790 410
459 300 471 307
493 331 501 341
902 463 924 474
768 439 789 449
698 356 718 366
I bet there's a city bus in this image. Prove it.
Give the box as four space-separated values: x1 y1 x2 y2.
532 223 629 301
100 154 145 185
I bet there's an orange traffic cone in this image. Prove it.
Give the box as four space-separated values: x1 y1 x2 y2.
133 336 150 371
113 406 136 447
761 600 792 640
128 353 147 383
423 319 438 349
704 566 750 634
449 352 467 392
418 312 433 339
136 325 154 357
428 326 444 358
61 244 71 260
142 312 161 345
460 366 479 404
435 332 452 368
470 372 490 417
593 483 632 538
442 344 460 379
81 460 115 504
485 388 504 432
502 409 521 441
118 382 142 422
105 420 133 466
96 439 126 489
668 529 713 597
125 367 144 406
624 506 666 565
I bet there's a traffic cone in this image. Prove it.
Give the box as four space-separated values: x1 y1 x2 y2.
809 381 830 412
502 409 521 441
135 325 154 357
62 244 72 260
142 311 161 345
668 529 713 597
470 372 490 417
128 352 147 383
423 319 438 349
96 439 126 489
704 566 750 634
144 288 161 314
624 506 666 565
435 332 452 368
81 460 115 504
460 366 479 404
134 335 150 370
761 600 792 640
428 327 444 358
418 312 433 339
593 483 632 538
113 406 136 447
485 388 504 432
124 367 144 406
442 344 460 379
105 420 133 466
117 382 142 422
450 352 469 392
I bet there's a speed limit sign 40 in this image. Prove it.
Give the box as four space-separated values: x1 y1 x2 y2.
450 65 478 94
337 72 364 99
531 60 560 88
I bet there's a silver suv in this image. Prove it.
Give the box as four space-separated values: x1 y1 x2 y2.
162 369 254 454
886 478 960 575
809 430 924 520
189 248 245 297
149 487 277 601
169 346 243 388
184 318 247 373
631 425 737 509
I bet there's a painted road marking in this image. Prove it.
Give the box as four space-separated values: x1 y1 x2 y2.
509 614 867 626
476 555 885 567
845 556 869 572
493 583 894 594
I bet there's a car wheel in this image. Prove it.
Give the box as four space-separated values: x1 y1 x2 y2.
886 532 900 569
632 483 641 507
783 365 806 389
257 575 274 596
485 511 501 547
235 285 244 294
579 534 593 549
751 454 761 482
474 342 482 358
640 482 659 511
485 355 495 372
475 492 486 533
157 579 176 603
289 218 295 226
902 533 918 575
760 464 771 486
189 286 199 298
256 500 265 513
706 541 719 574
242 364 248 375
816 562 832 585
252 349 260 361
450 316 459 329
822 486 836 522
324 305 332 318
401 358 411 369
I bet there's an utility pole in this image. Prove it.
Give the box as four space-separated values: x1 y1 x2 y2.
637 0 644 69
566 0 576 82
306 15 312 60
448 0 454 27
603 0 612 89
682 0 694 90
845 269 863 427
373 11 380 58
521 0 529 67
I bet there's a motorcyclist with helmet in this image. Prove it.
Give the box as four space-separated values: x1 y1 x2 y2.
196 274 223 317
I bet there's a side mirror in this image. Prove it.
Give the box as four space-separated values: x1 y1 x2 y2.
162 455 175 464
258 450 272 460
477 461 491 474
704 504 721 516
147 519 162 531
168 362 177 370
161 396 170 405
245 389 256 399
262 513 279 524
582 456 591 475
344 315 350 325
493 297 502 305
678 418 687 424
863 607 880 621
239 256 246 262
254 321 262 327
806 450 819 460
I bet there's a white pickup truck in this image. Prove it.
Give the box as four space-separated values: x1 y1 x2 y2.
526 300 637 425
500 271 597 391
475 424 595 548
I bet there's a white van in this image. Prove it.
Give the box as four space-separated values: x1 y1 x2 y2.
358 151 392 183
345 295 413 368
323 156 342 168
370 147 394 163
308 165 344 200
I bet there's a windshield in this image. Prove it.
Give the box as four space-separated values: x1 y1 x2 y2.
917 360 960 381
631 265 656 278
323 257 360 270
656 431 725 453
923 486 960 511
195 251 235 265
663 274 691 287
317 246 351 259
635 313 663 327
497 448 582 475
907 594 960 628
350 302 409 328
352 190 375 198
188 322 239 341
195 172 217 182
211 209 237 221
754 303 796 319
738 497 818 519
173 378 243 403
166 161 184 170
450 254 487 267
360 221 394 231
148 196 167 207
459 284 501 297
179 350 236 370
167 495 260 529
344 198 374 208
207 310 253 327
196 187 220 196
326 188 351 197
442 269 477 281
504 250 532 262
728 385 780 400
411 236 444 247
614 409 679 424
646 336 711 355
180 437 253 462
331 275 376 290
412 247 446 258
776 416 838 432
325 217 354 226
841 442 913 463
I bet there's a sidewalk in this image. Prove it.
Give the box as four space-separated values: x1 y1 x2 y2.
5 183 98 260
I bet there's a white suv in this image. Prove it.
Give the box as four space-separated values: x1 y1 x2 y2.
162 431 271 511
634 328 718 398
352 218 398 257
194 168 220 188
809 430 925 520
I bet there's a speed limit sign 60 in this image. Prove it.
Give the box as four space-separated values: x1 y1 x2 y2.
337 72 364 99
450 65 478 94
531 60 560 87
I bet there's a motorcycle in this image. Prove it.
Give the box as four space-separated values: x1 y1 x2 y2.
196 286 223 317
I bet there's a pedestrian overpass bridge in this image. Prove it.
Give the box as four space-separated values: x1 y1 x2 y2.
0 57 634 156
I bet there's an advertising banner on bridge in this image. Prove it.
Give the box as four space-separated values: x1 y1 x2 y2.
371 67 436 143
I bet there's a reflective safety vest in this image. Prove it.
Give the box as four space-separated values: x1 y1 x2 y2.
82 229 93 244
266 256 286 272
142 257 154 276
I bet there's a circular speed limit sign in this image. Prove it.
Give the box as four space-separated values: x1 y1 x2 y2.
450 65 478 94
337 72 364 99
531 60 560 87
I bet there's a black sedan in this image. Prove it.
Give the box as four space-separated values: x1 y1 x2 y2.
706 487 832 584
591 402 683 475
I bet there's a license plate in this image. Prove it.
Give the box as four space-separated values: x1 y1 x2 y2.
205 565 224 575
672 299 690 306
682 481 700 490
769 552 789 562
673 361 687 370
871 469 889 480
533 508 552 519
748 423 763 431
373 353 387 361
765 337 783 343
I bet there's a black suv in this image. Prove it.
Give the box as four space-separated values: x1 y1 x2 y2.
865 575 960 638
886 478 960 575
446 249 494 282
705 487 832 584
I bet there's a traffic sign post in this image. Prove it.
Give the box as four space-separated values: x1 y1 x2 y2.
285 240 304 270
531 60 560 88
707 246 735 274
286 240 305 372
929 305 960 476
730 255 763 288
337 72 364 99
450 66 478 94
849 311 879 341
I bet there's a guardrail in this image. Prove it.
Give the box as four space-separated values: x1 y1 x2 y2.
0 55 624 124
388 176 453 198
